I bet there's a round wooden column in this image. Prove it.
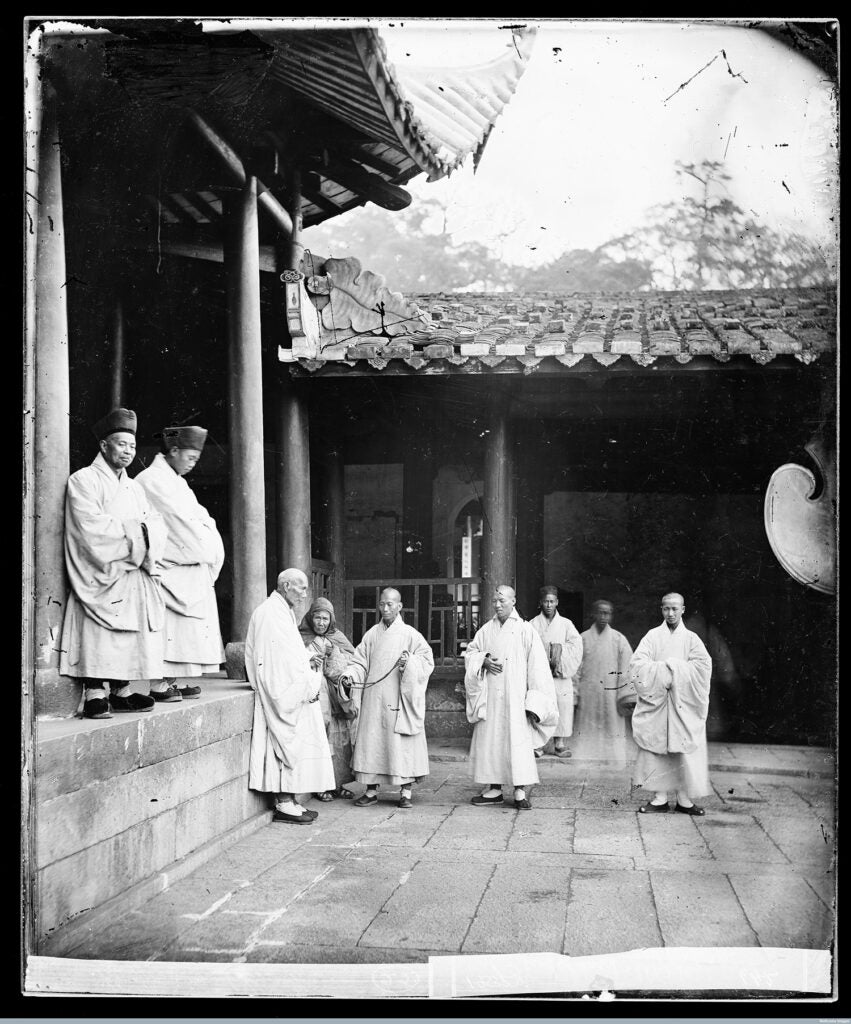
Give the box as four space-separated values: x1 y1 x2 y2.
482 393 516 601
29 81 72 717
276 375 312 575
224 177 267 639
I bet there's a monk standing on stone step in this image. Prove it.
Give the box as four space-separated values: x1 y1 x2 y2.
59 408 168 720
136 424 225 703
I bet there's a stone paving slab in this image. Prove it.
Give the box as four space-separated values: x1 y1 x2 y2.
651 871 760 948
573 809 644 860
637 812 714 862
359 856 496 951
425 804 518 851
695 816 791 865
259 847 423 949
505 807 575 853
461 858 572 954
564 870 662 956
727 872 833 949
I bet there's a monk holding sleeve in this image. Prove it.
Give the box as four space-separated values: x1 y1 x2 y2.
59 408 168 720
629 592 713 816
464 584 559 810
135 424 225 702
339 588 434 809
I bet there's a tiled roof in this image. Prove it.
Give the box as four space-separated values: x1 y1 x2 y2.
282 287 837 373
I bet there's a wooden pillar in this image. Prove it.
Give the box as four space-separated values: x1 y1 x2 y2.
224 177 267 639
325 443 346 615
276 375 312 574
28 81 72 717
516 474 545 621
274 165 312 578
481 393 516 599
109 294 125 408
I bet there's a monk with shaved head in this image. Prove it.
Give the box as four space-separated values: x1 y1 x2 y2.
629 592 713 816
339 587 434 808
463 584 559 810
244 568 335 824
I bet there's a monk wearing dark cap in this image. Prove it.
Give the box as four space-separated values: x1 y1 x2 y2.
59 408 168 719
136 424 225 701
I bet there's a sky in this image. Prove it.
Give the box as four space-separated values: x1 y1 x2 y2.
325 18 838 269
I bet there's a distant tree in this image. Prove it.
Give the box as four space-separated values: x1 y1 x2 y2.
513 247 654 292
302 197 512 293
604 160 835 290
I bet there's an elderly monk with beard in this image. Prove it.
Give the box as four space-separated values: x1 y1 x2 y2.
245 569 335 824
339 588 434 809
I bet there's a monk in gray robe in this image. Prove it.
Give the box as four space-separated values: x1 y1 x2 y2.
339 588 434 809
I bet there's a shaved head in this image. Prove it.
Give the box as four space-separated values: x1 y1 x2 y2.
379 587 402 603
277 568 309 608
378 587 403 625
278 568 308 589
493 584 516 622
661 592 684 606
496 584 516 599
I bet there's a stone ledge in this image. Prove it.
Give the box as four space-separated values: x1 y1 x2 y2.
39 806 272 958
36 677 253 801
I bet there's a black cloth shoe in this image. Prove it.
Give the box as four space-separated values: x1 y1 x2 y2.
109 692 155 713
515 797 532 810
297 807 319 819
398 794 412 809
150 685 182 703
639 801 670 813
83 697 112 720
675 802 705 816
471 793 504 806
273 809 314 825
354 792 379 807
178 684 202 699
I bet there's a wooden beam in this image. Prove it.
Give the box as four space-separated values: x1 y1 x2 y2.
186 109 293 236
306 155 411 210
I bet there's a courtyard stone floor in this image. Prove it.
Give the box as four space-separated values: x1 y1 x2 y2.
61 741 835 972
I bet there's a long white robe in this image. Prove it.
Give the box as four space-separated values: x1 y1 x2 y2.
343 616 434 785
629 620 713 798
464 610 559 786
529 611 583 737
59 453 167 680
245 592 335 795
574 625 635 767
135 453 225 676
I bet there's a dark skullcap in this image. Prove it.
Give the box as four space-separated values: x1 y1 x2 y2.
162 425 208 451
539 585 559 598
92 408 137 441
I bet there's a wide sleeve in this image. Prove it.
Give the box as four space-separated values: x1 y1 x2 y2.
244 602 318 770
462 627 488 723
65 472 146 576
524 626 560 746
556 619 583 679
340 636 370 689
629 632 672 704
395 628 435 736
668 634 712 715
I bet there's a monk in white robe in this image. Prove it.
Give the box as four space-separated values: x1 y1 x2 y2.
464 585 558 810
529 585 583 757
339 588 434 808
574 599 636 768
245 569 335 824
59 408 168 720
630 592 713 816
135 425 225 702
